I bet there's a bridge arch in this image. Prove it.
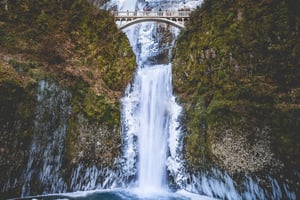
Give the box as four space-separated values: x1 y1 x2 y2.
113 11 191 30
118 18 185 30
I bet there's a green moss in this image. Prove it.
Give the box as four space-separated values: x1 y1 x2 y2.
206 99 236 125
1 0 136 124
173 0 300 170
1 0 136 78
0 63 36 142
0 1 136 197
70 78 120 128
269 108 300 168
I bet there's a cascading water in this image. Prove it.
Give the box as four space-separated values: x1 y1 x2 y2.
21 80 71 196
123 64 183 193
136 65 170 191
118 0 188 194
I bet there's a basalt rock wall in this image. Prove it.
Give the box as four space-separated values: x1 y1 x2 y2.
172 0 299 188
0 0 135 198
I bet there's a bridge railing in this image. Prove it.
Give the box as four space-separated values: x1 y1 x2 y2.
113 11 191 18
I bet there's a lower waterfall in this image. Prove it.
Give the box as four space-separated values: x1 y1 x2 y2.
135 64 172 191
121 64 184 194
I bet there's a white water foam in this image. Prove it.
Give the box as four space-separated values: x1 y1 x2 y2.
121 63 184 194
21 80 71 196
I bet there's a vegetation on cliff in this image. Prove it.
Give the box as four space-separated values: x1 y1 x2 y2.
172 0 299 173
0 1 135 196
0 0 135 125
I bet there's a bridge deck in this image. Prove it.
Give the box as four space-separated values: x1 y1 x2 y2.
113 10 191 30
113 11 191 19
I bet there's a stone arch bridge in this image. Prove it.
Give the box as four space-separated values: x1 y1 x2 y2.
113 10 191 30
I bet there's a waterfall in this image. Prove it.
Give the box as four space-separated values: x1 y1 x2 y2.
121 61 185 194
118 0 188 194
136 65 170 191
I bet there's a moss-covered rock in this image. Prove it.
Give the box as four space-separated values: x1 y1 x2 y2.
0 61 37 198
65 114 120 168
0 0 135 198
172 0 300 174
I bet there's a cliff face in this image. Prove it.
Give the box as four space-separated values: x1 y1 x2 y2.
0 0 135 197
172 0 299 175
